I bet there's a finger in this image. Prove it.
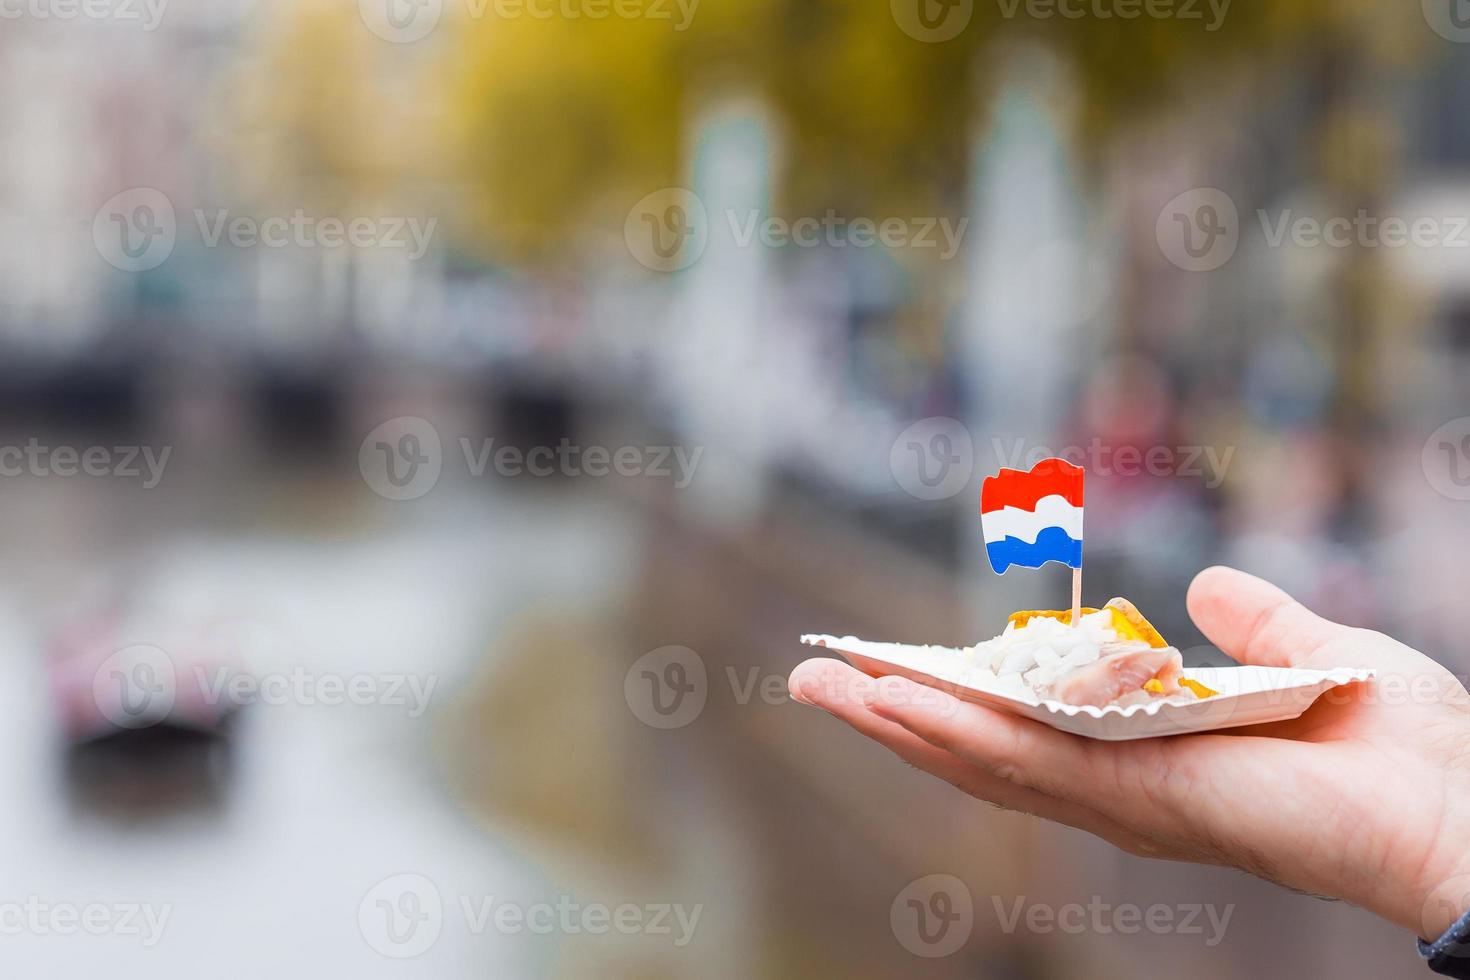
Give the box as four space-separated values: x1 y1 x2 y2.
1186 565 1347 668
860 674 1097 799
788 659 1185 857
790 659 1041 811
858 674 1197 834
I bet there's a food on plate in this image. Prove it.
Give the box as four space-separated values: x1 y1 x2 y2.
966 597 1218 707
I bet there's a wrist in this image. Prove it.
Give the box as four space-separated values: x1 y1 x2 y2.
1413 807 1470 977
1419 863 1470 941
1406 790 1470 939
1355 772 1470 939
1419 885 1470 978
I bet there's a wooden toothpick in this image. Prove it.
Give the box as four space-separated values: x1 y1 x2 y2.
1071 566 1082 626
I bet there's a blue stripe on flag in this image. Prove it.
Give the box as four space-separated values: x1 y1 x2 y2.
985 526 1083 574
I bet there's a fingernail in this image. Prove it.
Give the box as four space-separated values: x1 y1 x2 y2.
791 675 819 706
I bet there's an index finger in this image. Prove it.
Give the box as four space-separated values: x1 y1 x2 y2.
862 676 1192 828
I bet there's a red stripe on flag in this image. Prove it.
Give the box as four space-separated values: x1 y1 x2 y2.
980 458 1084 513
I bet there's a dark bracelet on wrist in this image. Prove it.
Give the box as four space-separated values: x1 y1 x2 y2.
1421 907 1470 978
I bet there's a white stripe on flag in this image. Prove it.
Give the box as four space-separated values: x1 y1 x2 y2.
980 494 1083 545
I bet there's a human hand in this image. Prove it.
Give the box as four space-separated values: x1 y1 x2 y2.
788 566 1470 939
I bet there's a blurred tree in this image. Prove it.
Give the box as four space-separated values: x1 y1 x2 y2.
234 0 1418 267
440 7 694 262
431 0 1365 264
211 1 449 215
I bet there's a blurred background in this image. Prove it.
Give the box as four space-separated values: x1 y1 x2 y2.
3 0 1470 975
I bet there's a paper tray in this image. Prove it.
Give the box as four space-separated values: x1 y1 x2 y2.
801 634 1375 741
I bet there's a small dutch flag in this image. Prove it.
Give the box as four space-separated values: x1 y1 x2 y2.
980 457 1084 575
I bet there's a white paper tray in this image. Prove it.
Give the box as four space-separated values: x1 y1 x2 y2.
801 634 1375 741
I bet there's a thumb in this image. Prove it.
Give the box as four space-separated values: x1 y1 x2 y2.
1186 565 1350 669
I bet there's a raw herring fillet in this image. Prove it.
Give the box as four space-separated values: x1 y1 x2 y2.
1049 645 1184 707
